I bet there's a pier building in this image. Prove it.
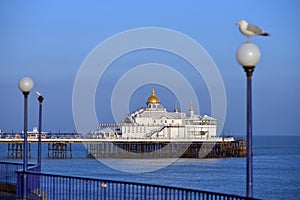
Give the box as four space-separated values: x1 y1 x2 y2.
95 88 218 140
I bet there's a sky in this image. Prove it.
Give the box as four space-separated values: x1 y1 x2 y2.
0 1 299 136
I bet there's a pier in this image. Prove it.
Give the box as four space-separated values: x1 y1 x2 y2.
7 141 23 159
0 138 246 159
86 140 246 159
48 142 72 158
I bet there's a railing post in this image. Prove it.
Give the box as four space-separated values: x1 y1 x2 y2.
16 171 23 199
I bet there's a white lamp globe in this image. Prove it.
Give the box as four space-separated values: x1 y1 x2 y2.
18 77 34 93
236 42 261 67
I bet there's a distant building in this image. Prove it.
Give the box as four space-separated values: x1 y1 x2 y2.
95 88 217 140
26 126 47 139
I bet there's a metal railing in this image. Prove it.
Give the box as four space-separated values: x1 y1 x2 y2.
1 161 257 200
0 161 36 193
0 161 38 184
16 171 257 200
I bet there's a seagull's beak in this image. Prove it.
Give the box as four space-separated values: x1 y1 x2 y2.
235 22 239 26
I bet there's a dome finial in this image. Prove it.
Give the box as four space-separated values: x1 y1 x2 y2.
189 100 194 111
152 88 155 95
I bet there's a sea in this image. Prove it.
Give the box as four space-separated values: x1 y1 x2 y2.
0 135 299 200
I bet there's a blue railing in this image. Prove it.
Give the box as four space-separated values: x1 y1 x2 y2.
0 161 38 184
0 162 23 185
1 161 257 200
16 171 257 200
0 161 36 194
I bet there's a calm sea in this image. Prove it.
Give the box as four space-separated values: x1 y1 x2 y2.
1 135 299 199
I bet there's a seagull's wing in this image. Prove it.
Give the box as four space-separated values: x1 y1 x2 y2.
247 23 264 35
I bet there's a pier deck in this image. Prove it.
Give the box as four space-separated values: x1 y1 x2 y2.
0 138 246 159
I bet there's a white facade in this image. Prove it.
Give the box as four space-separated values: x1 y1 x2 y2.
97 89 217 139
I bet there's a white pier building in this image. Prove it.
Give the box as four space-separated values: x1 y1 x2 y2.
95 88 219 140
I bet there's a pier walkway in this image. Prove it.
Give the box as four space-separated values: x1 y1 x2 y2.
0 137 235 143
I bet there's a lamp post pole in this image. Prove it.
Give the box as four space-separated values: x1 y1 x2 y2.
22 91 29 172
245 66 254 197
37 92 44 168
18 77 34 199
236 42 261 198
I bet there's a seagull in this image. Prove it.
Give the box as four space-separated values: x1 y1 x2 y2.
236 20 270 39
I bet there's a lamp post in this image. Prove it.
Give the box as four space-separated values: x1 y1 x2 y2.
18 77 34 198
236 42 261 198
36 92 44 169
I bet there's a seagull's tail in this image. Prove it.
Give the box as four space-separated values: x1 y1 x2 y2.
260 33 271 36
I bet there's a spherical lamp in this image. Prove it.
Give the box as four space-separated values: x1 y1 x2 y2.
18 77 34 93
236 42 261 75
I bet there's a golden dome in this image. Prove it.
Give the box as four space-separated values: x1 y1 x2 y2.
147 88 160 104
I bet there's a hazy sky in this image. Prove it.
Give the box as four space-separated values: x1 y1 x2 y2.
0 1 299 136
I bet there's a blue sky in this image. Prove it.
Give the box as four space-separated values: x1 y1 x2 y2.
0 1 299 135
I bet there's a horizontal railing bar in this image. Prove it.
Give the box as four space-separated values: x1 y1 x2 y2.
0 161 35 166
